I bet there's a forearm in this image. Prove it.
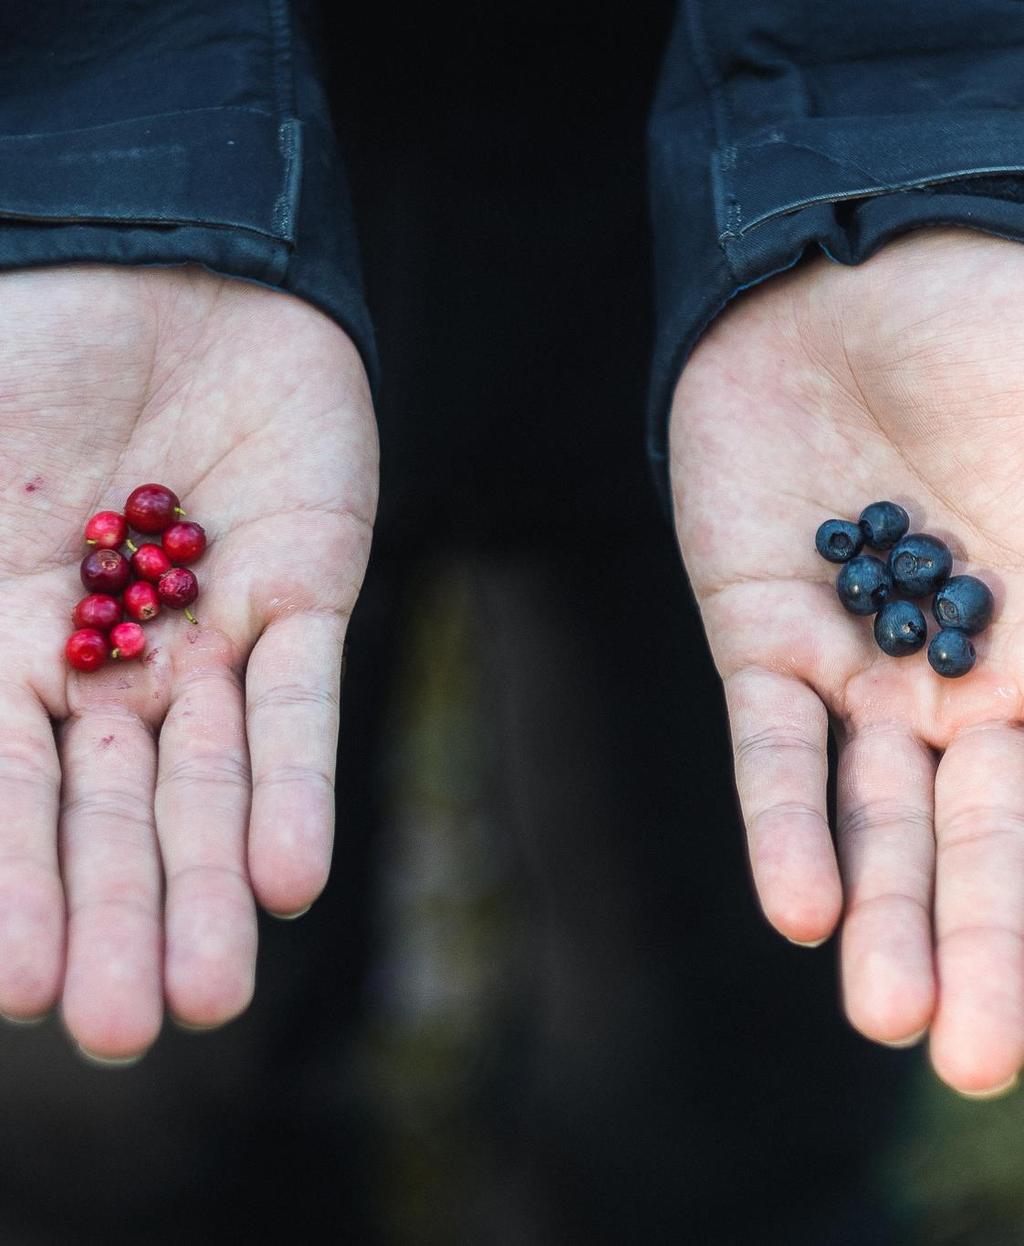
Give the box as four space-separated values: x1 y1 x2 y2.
648 0 1024 511
0 0 376 389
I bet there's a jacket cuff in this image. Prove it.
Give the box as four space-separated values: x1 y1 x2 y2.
647 0 1024 518
0 1 377 395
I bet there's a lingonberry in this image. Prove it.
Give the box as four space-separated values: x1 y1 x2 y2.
927 629 976 678
84 510 128 549
836 555 893 615
123 580 160 622
161 521 206 565
815 519 863 564
72 594 122 632
81 547 130 595
158 567 199 622
109 621 146 661
873 600 928 657
130 543 172 582
66 629 109 672
858 501 910 550
125 483 182 534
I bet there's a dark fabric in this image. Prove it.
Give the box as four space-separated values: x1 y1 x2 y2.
5 3 1023 509
648 0 1024 511
0 0 377 392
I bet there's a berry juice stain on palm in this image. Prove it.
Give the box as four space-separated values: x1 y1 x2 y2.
23 476 43 493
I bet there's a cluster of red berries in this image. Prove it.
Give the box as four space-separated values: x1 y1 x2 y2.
65 484 207 673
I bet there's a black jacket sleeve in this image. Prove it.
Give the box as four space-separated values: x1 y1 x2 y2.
0 0 377 390
648 1 1024 511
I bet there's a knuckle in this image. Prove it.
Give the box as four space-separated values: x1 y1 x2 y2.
748 799 826 835
838 800 932 840
941 809 1024 852
734 728 821 765
166 862 248 892
938 921 1024 952
254 762 333 792
61 791 152 833
158 752 251 792
246 682 338 721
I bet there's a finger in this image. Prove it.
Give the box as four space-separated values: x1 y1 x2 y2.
723 666 842 944
930 723 1024 1095
58 707 162 1059
0 684 64 1018
245 612 344 916
836 723 936 1045
156 640 256 1029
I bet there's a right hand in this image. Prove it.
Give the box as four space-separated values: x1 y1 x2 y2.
0 264 377 1061
670 227 1024 1097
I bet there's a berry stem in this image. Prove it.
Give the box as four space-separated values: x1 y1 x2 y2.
85 538 97 546
111 648 120 660
174 507 186 517
184 608 198 625
125 538 138 553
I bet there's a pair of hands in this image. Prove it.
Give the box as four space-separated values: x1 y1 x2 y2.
1 229 1016 1097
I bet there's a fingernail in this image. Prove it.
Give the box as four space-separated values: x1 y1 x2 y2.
787 935 829 949
0 1011 48 1027
879 1027 927 1049
171 1017 221 1033
267 904 311 922
958 1073 1019 1101
75 1044 145 1068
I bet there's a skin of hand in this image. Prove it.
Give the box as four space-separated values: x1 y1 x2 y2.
670 226 1024 1098
0 264 377 1061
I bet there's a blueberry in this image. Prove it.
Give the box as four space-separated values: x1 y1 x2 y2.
932 575 994 635
888 533 953 597
815 519 864 563
859 501 910 550
836 555 893 615
927 628 976 678
873 600 927 657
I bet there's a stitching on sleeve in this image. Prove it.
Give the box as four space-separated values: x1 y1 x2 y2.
273 117 302 239
267 0 299 254
683 0 742 269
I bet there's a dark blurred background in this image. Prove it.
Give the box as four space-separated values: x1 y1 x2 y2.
0 9 1019 1245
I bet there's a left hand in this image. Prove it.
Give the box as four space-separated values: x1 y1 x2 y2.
669 227 1024 1096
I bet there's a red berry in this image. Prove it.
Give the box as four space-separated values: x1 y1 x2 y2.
131 543 172 582
158 567 198 606
80 547 130 594
72 594 122 632
125 483 181 534
66 629 109 672
162 521 206 565
84 510 128 549
124 581 160 622
158 567 199 622
109 621 146 661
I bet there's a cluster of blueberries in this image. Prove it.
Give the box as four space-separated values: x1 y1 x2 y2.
815 501 993 678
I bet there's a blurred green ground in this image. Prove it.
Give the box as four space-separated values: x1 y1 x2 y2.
886 1062 1024 1246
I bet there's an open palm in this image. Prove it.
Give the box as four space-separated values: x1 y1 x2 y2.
0 265 377 1060
671 228 1024 1096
